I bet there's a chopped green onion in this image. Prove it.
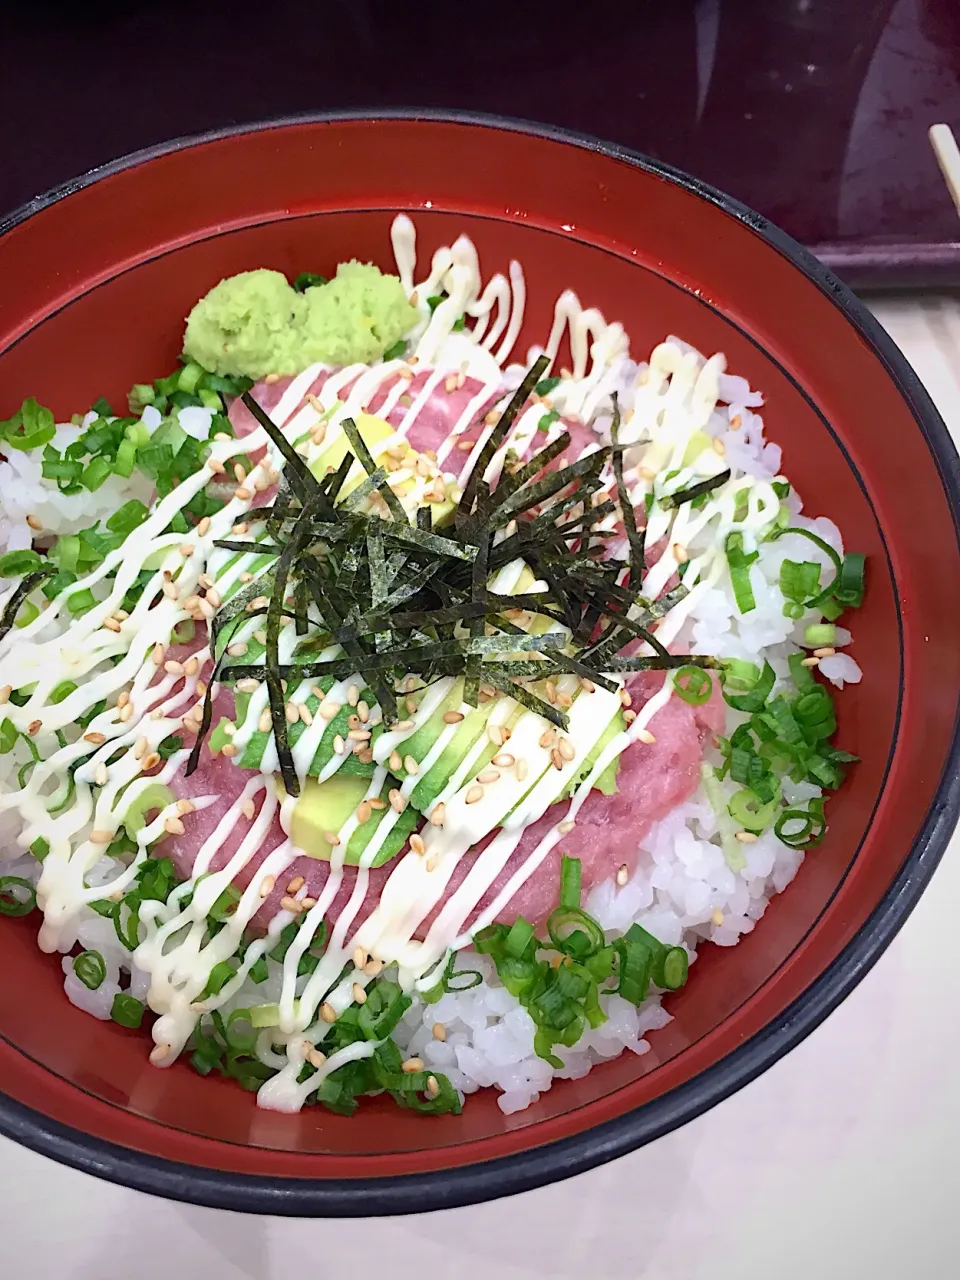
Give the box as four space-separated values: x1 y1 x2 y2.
559 854 582 910
674 665 713 706
0 398 56 451
201 960 237 999
66 588 97 616
225 1009 258 1052
30 836 49 861
0 876 36 917
293 272 328 292
382 339 407 361
804 623 837 648
728 787 780 832
725 532 758 613
357 979 411 1039
534 376 561 396
74 950 106 990
110 993 145 1029
107 499 150 536
504 916 536 959
0 549 44 577
546 906 605 958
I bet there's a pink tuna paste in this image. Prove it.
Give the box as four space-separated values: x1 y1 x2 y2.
160 371 720 933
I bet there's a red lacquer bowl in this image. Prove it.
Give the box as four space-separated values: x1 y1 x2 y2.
1 114 958 1216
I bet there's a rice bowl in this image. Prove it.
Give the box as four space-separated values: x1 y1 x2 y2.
0 113 955 1214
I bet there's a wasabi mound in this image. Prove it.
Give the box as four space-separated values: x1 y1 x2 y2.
183 260 418 380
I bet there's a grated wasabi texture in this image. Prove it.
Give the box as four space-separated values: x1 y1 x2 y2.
183 261 418 380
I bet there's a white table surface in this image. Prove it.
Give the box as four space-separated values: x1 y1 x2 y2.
3 296 960 1278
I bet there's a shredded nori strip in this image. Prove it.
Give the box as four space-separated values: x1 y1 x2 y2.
661 468 732 509
611 395 645 586
192 372 716 769
0 566 55 644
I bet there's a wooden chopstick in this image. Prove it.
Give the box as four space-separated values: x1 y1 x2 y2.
929 124 960 223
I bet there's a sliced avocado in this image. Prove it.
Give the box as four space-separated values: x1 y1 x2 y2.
309 411 395 489
560 708 625 799
290 773 417 867
409 694 505 813
236 676 382 780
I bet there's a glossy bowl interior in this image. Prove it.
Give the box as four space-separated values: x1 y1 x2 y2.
1 114 958 1215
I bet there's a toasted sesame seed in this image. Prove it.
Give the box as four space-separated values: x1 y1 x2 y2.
347 713 361 730
196 516 211 537
465 784 484 804
813 646 836 658
712 908 725 926
164 816 185 836
287 875 305 894
579 677 596 693
83 731 106 745
624 709 637 724
207 456 226 474
392 719 415 733
616 864 629 887
258 708 272 733
142 751 162 770
184 656 200 677
488 724 505 746
298 703 314 727
389 750 403 772
637 728 656 744
258 875 275 897
26 513 42 531
443 710 465 724
221 743 239 758
429 802 445 827
539 729 556 749
426 854 439 871
280 895 302 914
557 820 575 835
320 1002 337 1024
545 680 557 704
164 659 184 676
284 701 298 725
323 829 341 846
458 438 476 451
119 703 134 723
236 678 261 694
318 700 341 721
515 758 529 781
492 753 515 768
550 747 563 770
352 982 367 1005
356 699 370 723
226 641 248 657
151 708 165 721
102 615 121 635
672 542 689 564
233 486 252 501
402 1057 424 1073
95 763 109 786
477 768 500 784
357 747 374 765
348 727 371 741
347 684 359 706
409 832 426 856
241 799 255 819
90 829 113 844
730 413 742 430
800 656 820 668
558 738 575 761
620 689 633 708
152 643 166 666
24 718 41 736
0 686 10 705
735 830 759 843
405 694 419 714
369 797 386 811
333 734 346 755
432 1022 447 1042
389 788 407 813
404 754 419 774
133 736 147 760
179 542 195 559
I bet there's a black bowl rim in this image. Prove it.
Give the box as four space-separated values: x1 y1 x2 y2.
1 107 958 1217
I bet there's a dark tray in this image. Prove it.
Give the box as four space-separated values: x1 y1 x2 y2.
5 0 959 289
